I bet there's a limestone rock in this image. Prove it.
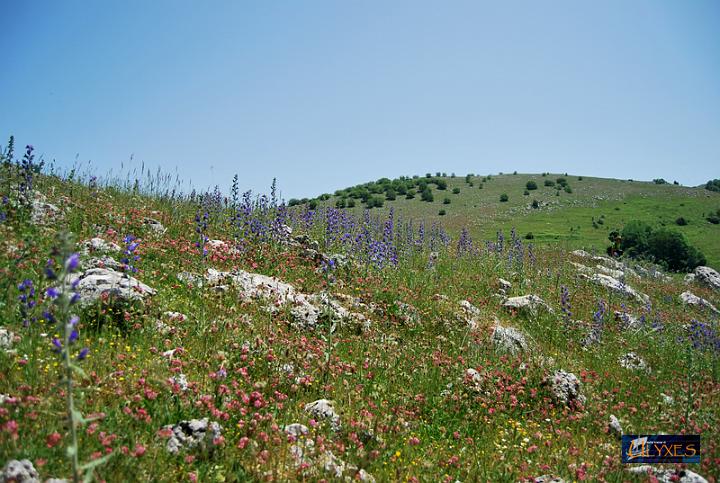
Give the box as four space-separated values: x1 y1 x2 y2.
693 266 720 291
143 217 166 234
618 352 650 373
545 370 586 406
626 466 707 483
79 237 121 254
0 459 40 483
68 268 156 307
680 291 719 314
534 477 566 483
164 418 222 454
0 328 15 351
585 273 649 304
304 399 341 431
502 294 553 314
491 324 528 355
608 414 623 437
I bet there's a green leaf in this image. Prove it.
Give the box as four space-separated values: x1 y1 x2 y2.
81 452 113 482
69 362 88 379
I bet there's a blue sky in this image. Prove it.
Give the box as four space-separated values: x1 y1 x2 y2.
2 1 719 199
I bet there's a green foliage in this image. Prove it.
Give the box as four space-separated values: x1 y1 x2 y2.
676 217 688 226
564 185 572 194
346 198 356 208
443 197 451 205
385 189 396 201
526 180 538 191
531 199 539 209
705 179 720 192
452 187 460 194
653 178 668 185
336 198 346 208
435 179 448 190
707 214 719 225
544 179 555 187
524 232 534 239
523 190 529 196
499 193 508 202
619 220 706 271
420 188 434 202
438 209 446 215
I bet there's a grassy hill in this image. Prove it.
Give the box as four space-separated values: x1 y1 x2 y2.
298 173 720 268
1 152 719 481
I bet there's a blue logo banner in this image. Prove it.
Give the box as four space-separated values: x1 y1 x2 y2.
622 434 700 463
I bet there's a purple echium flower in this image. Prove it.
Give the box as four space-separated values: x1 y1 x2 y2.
560 285 572 328
121 235 140 273
685 319 720 353
18 279 37 326
457 227 473 257
45 250 87 360
195 210 209 258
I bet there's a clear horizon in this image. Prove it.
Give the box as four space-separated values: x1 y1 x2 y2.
2 1 718 199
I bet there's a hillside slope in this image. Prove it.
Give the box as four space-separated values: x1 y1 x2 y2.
1 161 719 482
299 173 720 268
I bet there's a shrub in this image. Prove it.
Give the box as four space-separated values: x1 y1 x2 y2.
319 193 331 200
288 198 301 207
499 193 509 202
385 189 396 201
653 178 668 185
513 171 517 175
544 180 555 187
675 217 688 226
478 183 483 189
707 214 720 225
435 179 448 190
452 187 460 194
335 198 346 208
705 179 720 192
346 198 356 208
525 232 534 240
523 190 529 196
438 209 446 216
564 185 572 193
578 176 583 181
443 197 451 205
617 220 706 271
526 180 538 190
421 188 434 202
556 177 567 187
405 190 415 200
531 199 539 209
309 199 318 209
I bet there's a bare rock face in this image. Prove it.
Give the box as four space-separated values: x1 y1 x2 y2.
545 370 586 406
502 294 553 314
585 273 649 304
491 324 529 355
30 192 62 226
693 266 720 291
0 459 40 482
680 291 720 314
68 268 156 307
458 300 481 329
304 399 341 431
164 418 222 454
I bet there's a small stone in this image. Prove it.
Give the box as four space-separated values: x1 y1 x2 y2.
660 393 674 405
304 399 341 431
143 217 166 234
79 237 121 254
534 477 566 483
618 352 650 373
608 414 623 437
0 328 15 351
284 423 309 438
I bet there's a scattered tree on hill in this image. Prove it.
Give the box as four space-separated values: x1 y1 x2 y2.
443 197 451 205
421 188 434 202
653 178 668 185
612 220 706 271
452 187 460 194
705 179 720 192
500 193 509 202
438 209 446 216
544 179 555 187
526 180 538 190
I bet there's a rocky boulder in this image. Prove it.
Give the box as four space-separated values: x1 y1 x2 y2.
626 466 707 483
585 274 649 304
68 268 156 307
0 459 40 482
544 370 586 406
693 266 720 291
304 399 341 431
680 291 720 314
502 294 553 314
491 324 529 355
618 352 650 373
164 418 222 454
